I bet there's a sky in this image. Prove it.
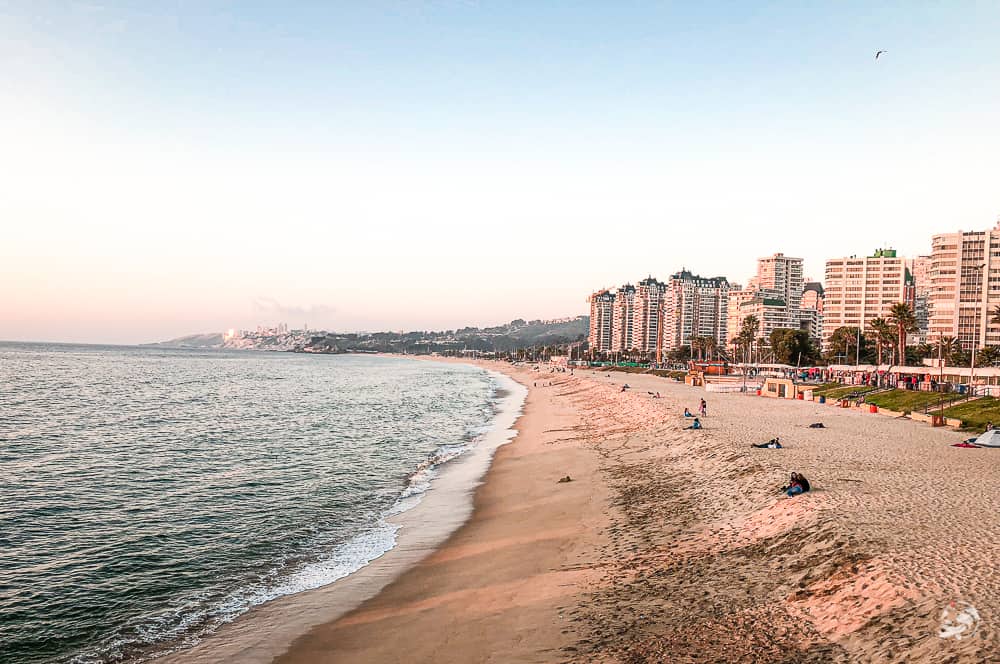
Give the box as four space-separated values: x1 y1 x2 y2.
2 1 999 344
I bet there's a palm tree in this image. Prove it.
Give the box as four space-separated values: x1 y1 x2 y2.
703 337 718 362
688 336 703 361
888 303 918 366
991 305 1000 327
976 345 1000 368
868 317 894 365
937 336 958 367
739 315 760 363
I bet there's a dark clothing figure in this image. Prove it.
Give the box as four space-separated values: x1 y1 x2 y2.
783 472 810 497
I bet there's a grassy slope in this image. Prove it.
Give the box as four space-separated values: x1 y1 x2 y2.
864 389 961 414
938 397 1000 431
813 385 879 400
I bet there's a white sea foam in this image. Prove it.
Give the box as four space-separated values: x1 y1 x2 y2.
87 365 526 664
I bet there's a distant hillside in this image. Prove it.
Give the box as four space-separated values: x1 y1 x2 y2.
150 316 589 354
303 316 589 354
147 333 225 349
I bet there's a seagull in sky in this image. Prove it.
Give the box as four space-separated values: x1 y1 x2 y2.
875 50 887 61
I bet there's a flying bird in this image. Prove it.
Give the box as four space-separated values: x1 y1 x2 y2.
875 50 887 61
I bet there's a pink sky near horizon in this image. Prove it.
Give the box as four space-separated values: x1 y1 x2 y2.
4 3 999 344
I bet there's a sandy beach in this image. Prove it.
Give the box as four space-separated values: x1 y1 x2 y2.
169 361 1000 663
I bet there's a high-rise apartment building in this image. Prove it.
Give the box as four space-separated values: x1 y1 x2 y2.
821 249 914 347
728 253 805 344
757 253 804 319
912 255 932 342
725 285 754 345
632 277 667 353
928 222 1000 350
662 270 731 350
611 283 636 352
587 289 615 352
801 282 824 340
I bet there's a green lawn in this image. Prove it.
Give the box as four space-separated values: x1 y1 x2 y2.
864 389 960 414
937 397 1000 431
813 384 879 400
811 382 842 395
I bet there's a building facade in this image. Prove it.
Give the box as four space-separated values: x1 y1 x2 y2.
801 281 825 340
928 223 1000 350
822 249 914 348
632 277 667 353
587 289 615 352
912 255 932 342
662 270 731 350
727 253 805 346
611 283 636 352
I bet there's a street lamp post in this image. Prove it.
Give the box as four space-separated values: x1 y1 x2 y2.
971 263 986 395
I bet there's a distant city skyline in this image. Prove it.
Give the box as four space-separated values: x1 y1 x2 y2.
3 2 999 344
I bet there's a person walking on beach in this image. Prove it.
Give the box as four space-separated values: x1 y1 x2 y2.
699 399 707 417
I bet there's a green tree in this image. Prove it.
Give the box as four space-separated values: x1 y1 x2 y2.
703 336 718 361
976 345 1000 368
826 326 864 364
736 315 760 362
768 328 819 366
868 317 894 365
888 303 918 365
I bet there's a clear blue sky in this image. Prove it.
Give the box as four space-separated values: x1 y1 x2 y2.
3 2 999 342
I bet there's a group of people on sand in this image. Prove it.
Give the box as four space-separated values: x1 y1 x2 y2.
680 399 707 430
781 472 810 497
683 399 707 418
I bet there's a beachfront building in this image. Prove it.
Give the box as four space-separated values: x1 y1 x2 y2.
611 283 636 352
725 285 754 345
757 253 804 320
632 277 667 353
801 281 824 341
727 253 805 345
928 220 1000 350
912 255 932 342
587 289 616 352
822 249 915 348
661 270 731 350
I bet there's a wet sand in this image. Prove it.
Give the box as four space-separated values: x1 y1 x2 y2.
173 362 1000 663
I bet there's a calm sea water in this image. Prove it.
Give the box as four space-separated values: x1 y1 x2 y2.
0 344 500 663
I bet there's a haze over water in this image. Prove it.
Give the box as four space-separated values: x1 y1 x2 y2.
0 345 499 663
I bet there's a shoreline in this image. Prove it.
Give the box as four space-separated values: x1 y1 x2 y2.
156 360 528 664
164 361 1000 662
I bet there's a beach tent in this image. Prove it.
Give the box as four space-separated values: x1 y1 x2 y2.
973 430 1000 448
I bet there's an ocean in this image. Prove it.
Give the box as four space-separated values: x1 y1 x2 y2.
0 344 520 663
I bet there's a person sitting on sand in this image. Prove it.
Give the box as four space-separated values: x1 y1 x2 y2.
782 472 810 497
808 422 825 429
752 437 782 449
683 407 693 417
684 418 702 430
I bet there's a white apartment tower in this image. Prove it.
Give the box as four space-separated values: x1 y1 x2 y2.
728 253 806 344
611 283 636 352
928 221 1000 350
632 277 667 353
587 289 615 352
662 270 731 350
822 249 914 348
